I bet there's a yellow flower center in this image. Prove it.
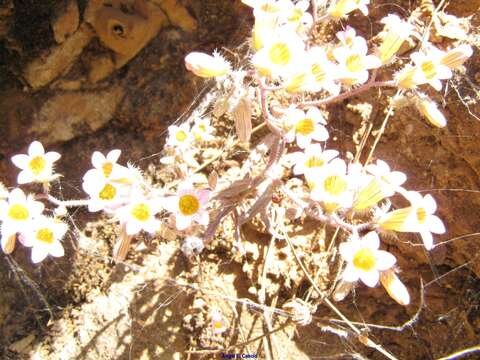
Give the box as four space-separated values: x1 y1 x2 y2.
29 156 46 175
176 130 188 142
311 63 326 82
102 162 113 177
346 54 363 72
213 320 223 329
8 204 29 221
178 194 200 216
323 175 347 196
131 203 150 222
416 207 427 224
288 8 303 22
305 156 324 168
36 228 54 244
198 124 206 132
269 43 291 66
353 248 376 272
421 61 437 80
295 118 315 136
99 183 117 200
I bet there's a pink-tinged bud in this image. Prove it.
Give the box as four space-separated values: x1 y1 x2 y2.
415 96 447 128
380 269 410 306
184 51 230 78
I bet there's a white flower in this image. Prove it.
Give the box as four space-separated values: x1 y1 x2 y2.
310 158 353 213
410 46 452 91
339 232 396 287
117 196 162 235
365 160 407 196
166 123 194 149
11 141 61 184
414 94 447 128
289 144 338 177
252 30 306 78
0 188 44 253
378 192 446 250
210 309 227 334
82 178 129 213
164 184 210 231
192 117 215 142
284 107 329 148
185 51 231 78
284 0 313 32
329 0 370 18
305 47 340 95
377 14 413 64
23 216 67 263
333 36 381 85
87 149 125 180
336 26 364 49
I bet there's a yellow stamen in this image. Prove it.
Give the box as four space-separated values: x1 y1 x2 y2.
353 248 376 271
175 130 188 142
416 207 427 224
8 204 29 221
99 184 117 200
178 194 200 216
323 175 347 196
36 228 54 244
305 156 324 168
311 63 326 82
421 61 436 80
295 119 315 136
29 156 46 175
346 54 363 72
131 203 150 222
102 162 113 177
269 43 291 66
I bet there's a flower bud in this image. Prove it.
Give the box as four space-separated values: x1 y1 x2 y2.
185 51 231 78
440 44 473 69
395 65 418 89
380 269 410 306
377 14 413 64
415 96 447 128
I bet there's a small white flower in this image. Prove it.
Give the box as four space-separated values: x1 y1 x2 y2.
284 107 329 149
339 232 396 287
333 36 381 85
192 117 215 142
164 184 210 231
289 144 338 177
305 47 340 95
23 216 67 263
329 0 370 18
210 309 227 334
284 0 313 32
87 149 125 180
252 30 306 78
0 188 44 253
82 178 129 213
11 141 61 184
378 191 446 250
310 158 353 213
410 46 452 91
336 26 364 49
117 196 162 235
365 160 407 196
377 14 413 64
185 51 231 78
166 123 194 149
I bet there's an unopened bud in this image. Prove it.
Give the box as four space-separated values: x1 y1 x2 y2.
378 14 413 64
185 51 231 78
440 44 473 69
380 269 410 306
415 95 447 128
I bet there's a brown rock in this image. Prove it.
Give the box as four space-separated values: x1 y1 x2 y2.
23 23 94 89
52 0 80 44
88 55 116 83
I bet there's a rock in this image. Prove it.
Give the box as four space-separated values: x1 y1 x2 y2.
52 0 80 44
8 334 35 353
23 23 94 89
88 55 116 83
29 86 125 143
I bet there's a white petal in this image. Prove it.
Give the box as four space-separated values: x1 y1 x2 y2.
11 154 30 169
31 246 49 263
360 270 380 287
176 215 192 231
375 250 396 270
430 79 442 91
389 171 407 186
17 170 34 184
126 221 142 235
361 231 380 250
49 241 65 257
423 194 437 214
28 141 45 157
420 230 433 250
427 215 445 234
91 151 106 169
342 263 360 282
195 211 209 226
9 188 26 203
143 219 160 234
312 126 329 141
163 196 179 213
107 149 121 163
339 241 357 262
296 134 311 149
45 152 61 163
